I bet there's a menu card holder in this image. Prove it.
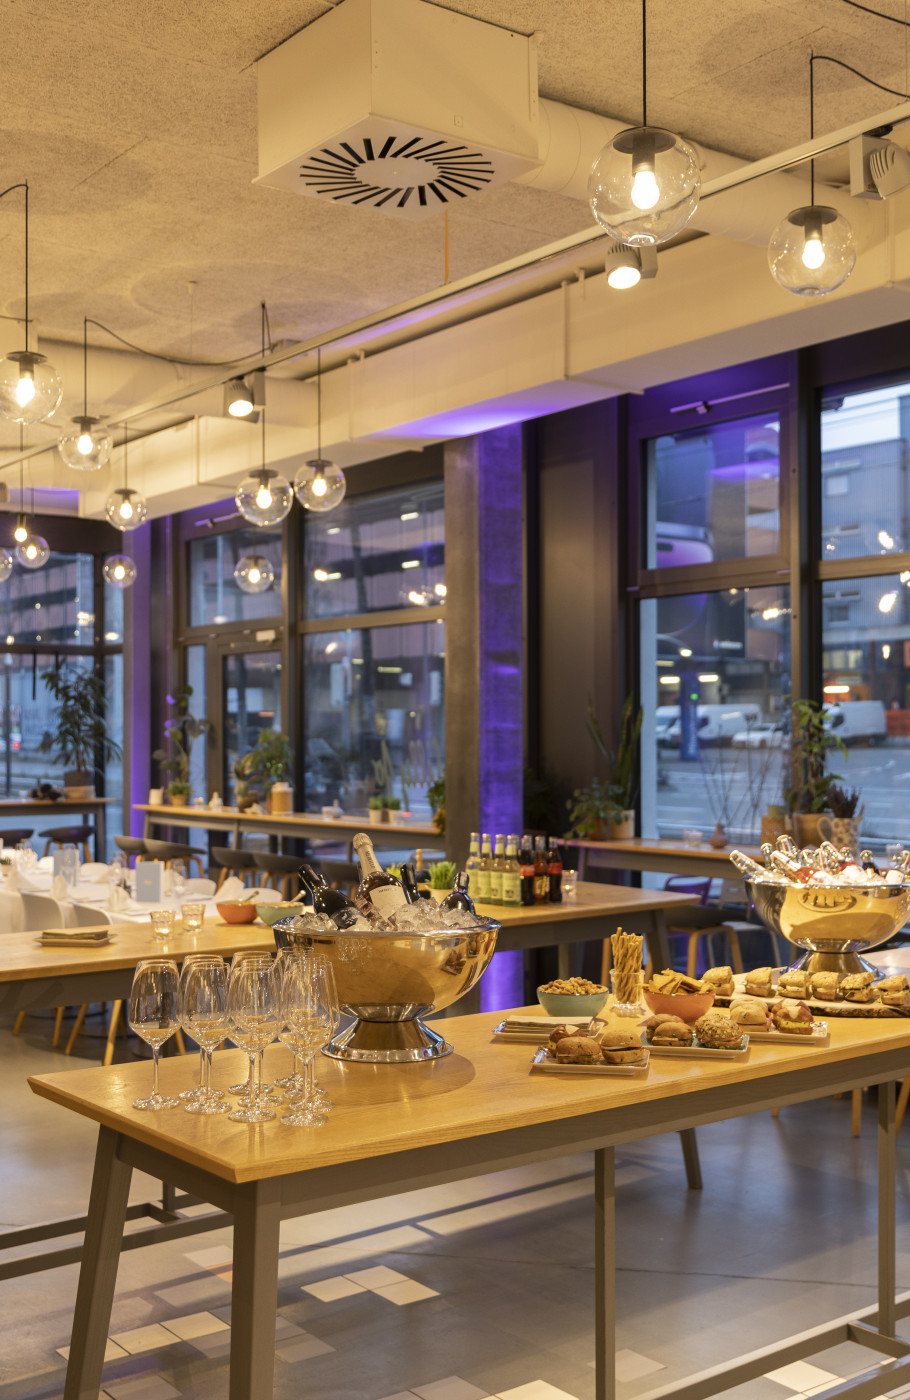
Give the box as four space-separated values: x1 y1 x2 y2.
134 861 164 904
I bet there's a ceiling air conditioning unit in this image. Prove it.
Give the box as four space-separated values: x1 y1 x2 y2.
255 0 540 220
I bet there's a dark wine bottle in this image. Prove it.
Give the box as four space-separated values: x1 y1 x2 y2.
352 832 408 916
519 834 535 906
440 871 475 914
296 862 361 930
399 863 420 904
547 838 563 903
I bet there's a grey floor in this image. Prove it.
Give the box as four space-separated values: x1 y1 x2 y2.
2 1011 910 1400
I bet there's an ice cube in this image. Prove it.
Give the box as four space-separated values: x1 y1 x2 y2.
291 912 337 933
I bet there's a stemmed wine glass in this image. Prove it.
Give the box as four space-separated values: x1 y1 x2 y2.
273 949 309 1095
179 955 230 1115
227 952 279 1100
278 956 336 1128
168 858 187 902
227 959 280 1124
128 959 181 1110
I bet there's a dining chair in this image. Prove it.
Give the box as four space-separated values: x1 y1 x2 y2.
63 906 128 1065
662 876 744 978
18 893 71 1047
0 889 25 934
42 826 94 863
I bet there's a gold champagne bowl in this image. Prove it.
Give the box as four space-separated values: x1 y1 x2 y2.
745 880 910 977
273 918 500 1062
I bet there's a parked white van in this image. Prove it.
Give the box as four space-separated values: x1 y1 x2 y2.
824 700 887 746
664 702 762 746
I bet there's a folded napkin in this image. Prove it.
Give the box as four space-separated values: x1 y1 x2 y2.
51 874 71 901
39 925 111 943
217 876 247 901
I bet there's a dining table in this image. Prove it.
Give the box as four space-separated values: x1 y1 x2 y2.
568 835 764 882
32 1007 910 1400
0 796 114 860
135 803 447 852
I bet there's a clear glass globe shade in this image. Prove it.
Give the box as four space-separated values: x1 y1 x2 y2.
58 417 113 470
105 487 148 531
233 554 275 594
294 458 347 513
15 534 49 569
0 548 12 583
103 554 137 589
235 469 293 526
768 205 856 297
0 352 63 425
588 126 701 247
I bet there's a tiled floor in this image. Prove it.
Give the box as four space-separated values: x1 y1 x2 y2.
2 1014 910 1400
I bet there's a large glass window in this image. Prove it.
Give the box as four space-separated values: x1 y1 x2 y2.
645 412 780 568
304 481 444 620
224 651 282 800
303 621 444 818
821 382 910 560
640 586 790 842
4 554 95 646
0 653 92 796
188 526 282 627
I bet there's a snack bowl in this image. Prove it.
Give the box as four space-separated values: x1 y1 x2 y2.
255 901 300 927
215 900 258 924
537 987 609 1019
642 987 716 1022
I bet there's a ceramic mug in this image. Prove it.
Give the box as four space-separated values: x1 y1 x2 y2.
817 815 859 853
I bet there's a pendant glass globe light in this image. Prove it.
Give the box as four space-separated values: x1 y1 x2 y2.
0 183 62 425
768 58 856 298
233 553 275 594
103 554 137 589
58 319 113 468
588 3 700 247
294 347 346 512
235 465 293 526
15 533 49 569
0 548 12 583
104 426 148 530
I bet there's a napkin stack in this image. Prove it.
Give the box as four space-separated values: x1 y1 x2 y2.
38 925 112 946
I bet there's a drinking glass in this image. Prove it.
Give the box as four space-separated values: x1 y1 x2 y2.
279 956 335 1127
310 957 340 1110
227 960 280 1123
128 959 181 1110
181 901 205 933
180 956 230 1115
108 853 127 891
228 952 277 1096
60 847 79 887
150 909 177 940
273 949 309 1094
560 870 578 901
168 859 188 901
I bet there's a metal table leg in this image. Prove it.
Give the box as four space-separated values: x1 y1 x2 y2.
678 1128 702 1191
64 1126 132 1400
878 1077 897 1339
229 1177 283 1400
594 1146 615 1400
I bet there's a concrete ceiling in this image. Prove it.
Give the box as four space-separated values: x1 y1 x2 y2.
1 0 910 448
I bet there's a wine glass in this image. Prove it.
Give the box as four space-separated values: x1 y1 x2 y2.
228 952 277 1097
179 955 229 1114
311 956 340 1110
273 949 309 1094
168 858 187 901
279 956 335 1127
227 960 280 1123
128 959 181 1110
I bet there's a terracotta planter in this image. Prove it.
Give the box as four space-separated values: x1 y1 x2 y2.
168 793 189 807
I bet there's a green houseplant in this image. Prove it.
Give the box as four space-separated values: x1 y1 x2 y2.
39 666 122 798
233 728 293 811
426 772 445 834
566 696 642 840
153 686 212 805
785 697 847 846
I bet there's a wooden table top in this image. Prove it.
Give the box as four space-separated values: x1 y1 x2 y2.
567 836 763 863
135 805 442 838
470 882 693 924
29 1007 910 1186
0 797 114 810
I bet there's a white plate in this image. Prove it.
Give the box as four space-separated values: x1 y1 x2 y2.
530 1046 650 1076
493 1019 590 1044
743 1021 829 1045
639 1030 750 1060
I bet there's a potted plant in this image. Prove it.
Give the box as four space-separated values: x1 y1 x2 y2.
785 697 847 847
368 795 385 825
39 665 122 799
822 783 864 853
427 773 445 834
386 795 401 825
565 775 617 840
586 696 643 839
430 860 456 896
152 686 212 806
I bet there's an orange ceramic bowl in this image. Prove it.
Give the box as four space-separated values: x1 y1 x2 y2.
642 988 716 1022
216 901 258 924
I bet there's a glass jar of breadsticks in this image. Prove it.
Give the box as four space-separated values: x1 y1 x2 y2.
609 929 645 1017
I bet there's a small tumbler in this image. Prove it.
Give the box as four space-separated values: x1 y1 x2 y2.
150 909 177 940
181 901 205 933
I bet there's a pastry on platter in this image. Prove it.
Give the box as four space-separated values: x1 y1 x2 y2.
840 972 875 1003
553 1036 602 1064
644 1014 693 1047
770 999 814 1034
810 972 839 1002
744 967 774 998
877 975 910 1008
597 1030 644 1064
693 1014 743 1049
776 970 809 998
728 996 772 1030
702 966 735 997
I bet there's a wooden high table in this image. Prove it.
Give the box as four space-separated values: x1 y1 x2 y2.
135 803 447 852
570 836 764 881
0 796 114 860
31 1011 910 1400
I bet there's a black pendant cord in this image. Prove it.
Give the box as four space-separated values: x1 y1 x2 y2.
260 302 266 475
810 53 815 207
18 430 24 524
123 421 129 493
317 346 322 459
641 0 647 127
83 316 88 419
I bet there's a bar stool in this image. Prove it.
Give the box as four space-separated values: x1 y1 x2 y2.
212 846 258 890
252 851 300 899
142 838 207 878
42 825 94 863
0 827 34 847
114 835 147 866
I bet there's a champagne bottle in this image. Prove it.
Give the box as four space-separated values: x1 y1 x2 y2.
501 834 521 906
547 837 563 903
399 863 420 904
465 832 481 882
352 833 408 915
533 836 548 902
488 834 505 906
440 871 475 914
414 848 432 897
519 834 535 906
296 862 361 930
475 833 493 903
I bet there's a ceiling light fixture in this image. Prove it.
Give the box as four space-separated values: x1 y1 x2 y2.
58 318 112 469
604 242 658 289
0 183 62 425
224 372 265 419
294 347 346 512
16 534 48 569
103 554 137 589
0 548 12 584
236 304 293 526
104 424 148 531
234 553 275 594
769 59 856 297
588 2 700 246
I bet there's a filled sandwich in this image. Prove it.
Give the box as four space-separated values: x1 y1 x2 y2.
702 966 735 997
840 972 875 1004
693 1014 743 1049
553 1036 603 1064
728 996 772 1030
770 998 814 1035
598 1030 644 1064
776 969 809 998
644 1014 693 1047
744 967 774 998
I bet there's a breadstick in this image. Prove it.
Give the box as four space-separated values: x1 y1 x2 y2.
611 928 643 1005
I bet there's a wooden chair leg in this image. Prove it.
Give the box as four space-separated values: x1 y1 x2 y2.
43 839 53 857
65 1004 89 1055
52 1006 65 1048
728 929 744 975
852 1088 862 1137
600 939 613 986
12 1011 26 1035
216 867 229 890
81 841 91 863
687 933 700 979
103 1002 122 1067
896 1078 910 1134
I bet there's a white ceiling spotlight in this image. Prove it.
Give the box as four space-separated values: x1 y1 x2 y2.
58 319 112 469
588 2 700 247
605 242 658 289
224 372 265 419
294 348 346 513
849 133 910 199
0 182 62 425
